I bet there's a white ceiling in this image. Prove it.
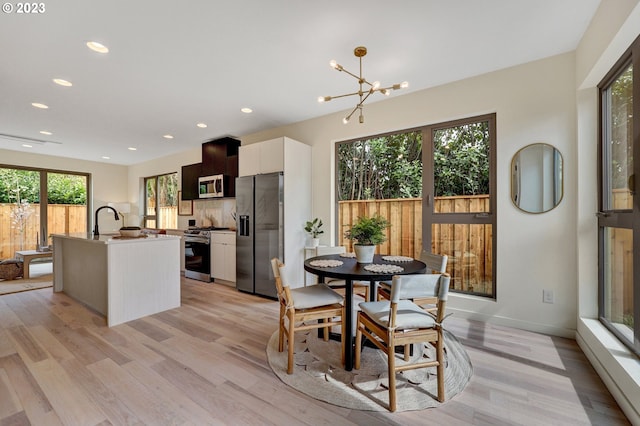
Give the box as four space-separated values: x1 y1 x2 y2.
0 0 600 166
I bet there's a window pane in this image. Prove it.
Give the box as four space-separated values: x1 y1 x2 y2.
157 173 178 229
336 132 422 201
0 168 40 257
603 227 634 344
432 223 493 296
47 172 87 246
604 64 633 210
146 177 157 219
433 121 490 213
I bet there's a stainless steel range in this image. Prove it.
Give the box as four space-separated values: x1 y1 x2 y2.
183 226 228 282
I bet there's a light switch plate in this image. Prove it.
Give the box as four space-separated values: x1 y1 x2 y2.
543 289 554 304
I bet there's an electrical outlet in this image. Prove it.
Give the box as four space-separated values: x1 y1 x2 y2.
543 289 554 304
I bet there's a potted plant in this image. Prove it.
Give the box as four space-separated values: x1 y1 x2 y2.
304 218 324 247
344 215 390 263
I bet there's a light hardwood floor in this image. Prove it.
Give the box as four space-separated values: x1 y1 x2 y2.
0 277 630 425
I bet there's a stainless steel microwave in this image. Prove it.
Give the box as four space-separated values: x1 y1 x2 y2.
198 174 225 198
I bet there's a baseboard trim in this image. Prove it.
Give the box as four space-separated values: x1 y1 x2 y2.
447 307 576 339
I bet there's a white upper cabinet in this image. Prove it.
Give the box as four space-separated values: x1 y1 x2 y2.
239 138 285 176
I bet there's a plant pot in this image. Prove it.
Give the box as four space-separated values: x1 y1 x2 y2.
354 244 375 263
311 238 320 248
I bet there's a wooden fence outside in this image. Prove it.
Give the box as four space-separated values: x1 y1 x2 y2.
0 204 87 259
146 206 178 230
338 195 493 295
0 204 179 259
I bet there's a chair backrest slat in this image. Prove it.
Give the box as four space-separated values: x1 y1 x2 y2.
270 258 292 305
389 273 451 324
390 274 444 303
420 251 448 274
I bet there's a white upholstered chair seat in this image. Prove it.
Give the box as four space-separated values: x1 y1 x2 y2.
358 300 436 329
290 284 344 309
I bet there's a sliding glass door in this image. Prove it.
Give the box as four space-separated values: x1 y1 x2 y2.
0 168 41 257
0 166 88 258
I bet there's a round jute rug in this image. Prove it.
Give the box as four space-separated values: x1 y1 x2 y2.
266 328 472 412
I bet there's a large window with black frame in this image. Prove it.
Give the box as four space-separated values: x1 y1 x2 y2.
598 34 640 356
335 113 496 297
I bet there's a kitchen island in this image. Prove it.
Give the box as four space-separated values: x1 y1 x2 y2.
52 233 181 327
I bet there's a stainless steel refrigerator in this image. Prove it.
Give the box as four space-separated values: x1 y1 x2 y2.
235 172 283 298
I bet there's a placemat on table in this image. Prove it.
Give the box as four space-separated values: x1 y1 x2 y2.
381 255 414 262
309 259 344 267
364 264 404 273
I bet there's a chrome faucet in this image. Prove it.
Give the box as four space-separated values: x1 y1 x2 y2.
94 205 120 236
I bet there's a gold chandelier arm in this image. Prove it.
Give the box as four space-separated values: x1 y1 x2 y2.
335 66 362 83
343 104 360 123
359 88 376 105
329 91 361 100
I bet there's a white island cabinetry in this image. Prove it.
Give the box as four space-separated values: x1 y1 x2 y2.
211 231 236 283
52 233 181 327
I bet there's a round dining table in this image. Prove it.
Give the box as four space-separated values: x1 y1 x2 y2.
304 253 427 371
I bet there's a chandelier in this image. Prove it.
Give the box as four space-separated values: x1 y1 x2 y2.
318 46 408 124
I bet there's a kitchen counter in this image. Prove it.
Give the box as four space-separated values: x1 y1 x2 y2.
52 233 181 327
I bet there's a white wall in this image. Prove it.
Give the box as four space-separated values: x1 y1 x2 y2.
241 52 578 337
0 148 128 233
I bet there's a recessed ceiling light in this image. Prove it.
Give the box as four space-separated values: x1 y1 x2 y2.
31 102 49 109
196 123 207 128
163 134 174 139
39 130 52 135
22 144 33 148
101 156 111 160
241 107 253 114
128 147 137 151
86 41 109 53
53 78 72 87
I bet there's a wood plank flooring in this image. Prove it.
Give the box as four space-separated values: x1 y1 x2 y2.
0 277 630 425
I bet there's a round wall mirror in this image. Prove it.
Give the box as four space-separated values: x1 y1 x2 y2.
511 143 563 213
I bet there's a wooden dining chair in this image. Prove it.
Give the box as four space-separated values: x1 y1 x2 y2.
315 246 369 300
355 273 450 412
377 251 448 311
270 258 345 374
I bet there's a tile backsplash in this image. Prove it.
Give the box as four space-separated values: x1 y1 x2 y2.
192 198 236 229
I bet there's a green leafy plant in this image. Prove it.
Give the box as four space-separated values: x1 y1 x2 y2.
344 215 390 245
304 218 324 238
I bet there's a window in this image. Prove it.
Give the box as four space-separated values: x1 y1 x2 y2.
335 113 496 297
143 172 178 229
424 114 496 297
336 131 423 258
0 165 89 258
598 34 639 356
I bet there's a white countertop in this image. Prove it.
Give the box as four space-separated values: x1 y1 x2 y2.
52 232 181 244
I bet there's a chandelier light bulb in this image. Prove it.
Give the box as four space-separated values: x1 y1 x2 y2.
329 60 338 68
372 81 380 89
400 81 409 89
342 117 350 124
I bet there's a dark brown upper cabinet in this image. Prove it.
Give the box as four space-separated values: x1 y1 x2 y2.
181 162 202 200
202 137 240 177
